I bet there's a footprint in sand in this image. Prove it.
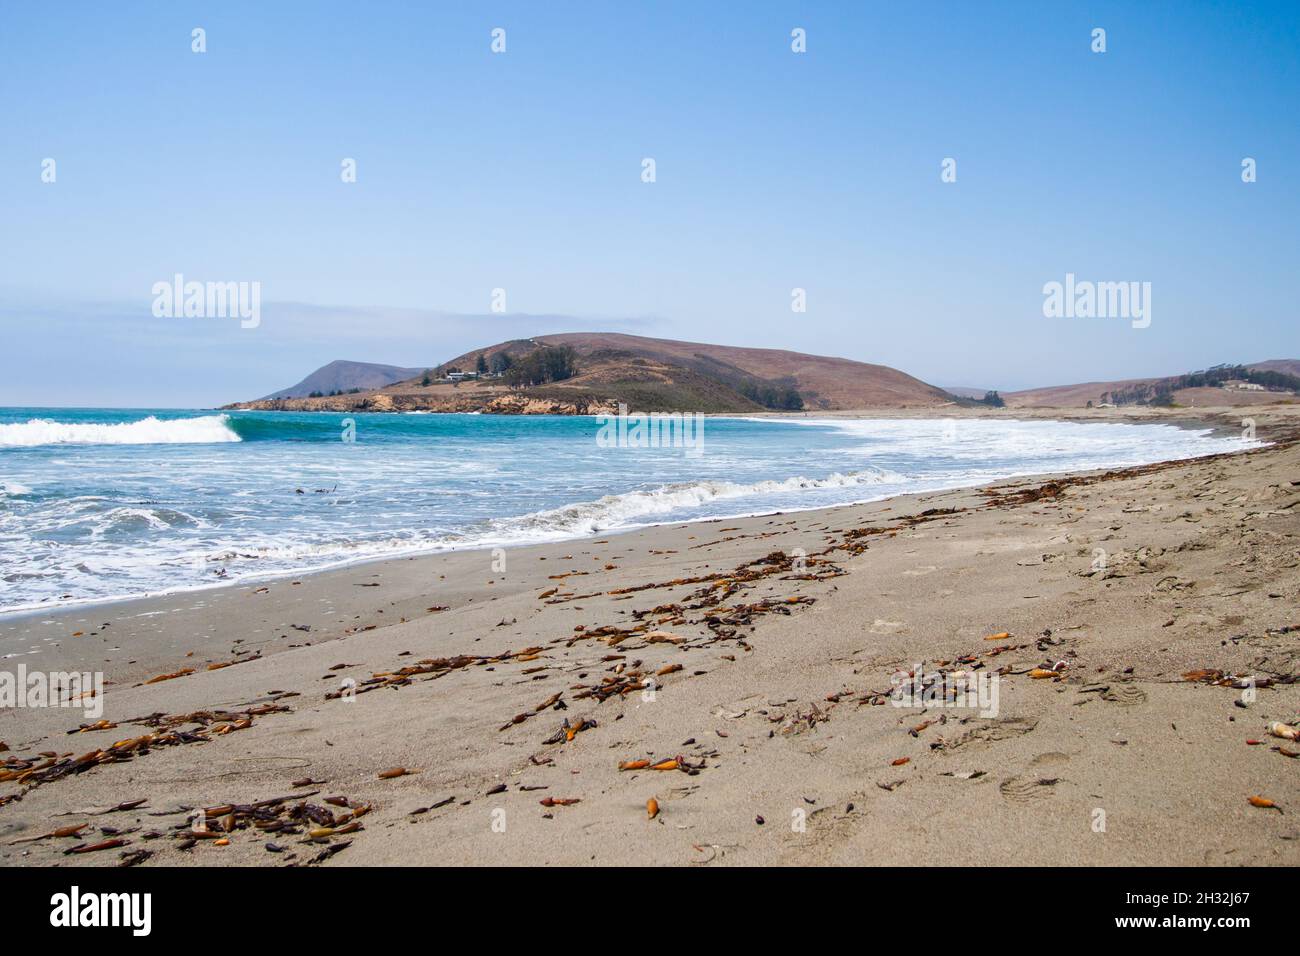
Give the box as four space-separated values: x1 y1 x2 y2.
1101 684 1148 707
945 716 1038 751
1029 751 1071 769
998 775 1061 805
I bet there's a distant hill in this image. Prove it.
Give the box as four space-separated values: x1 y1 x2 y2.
527 332 954 409
232 333 956 413
261 360 425 400
1006 360 1300 408
1005 376 1159 408
1249 359 1300 378
235 342 1300 415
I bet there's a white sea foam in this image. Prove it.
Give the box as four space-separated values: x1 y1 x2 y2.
498 468 903 538
0 415 1262 615
0 414 241 447
745 416 1261 463
153 469 906 571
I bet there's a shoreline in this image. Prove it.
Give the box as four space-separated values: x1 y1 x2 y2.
3 404 1298 867
0 406 1264 622
0 448 1252 624
1 457 1185 682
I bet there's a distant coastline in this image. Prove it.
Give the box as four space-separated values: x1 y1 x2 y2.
225 332 1300 418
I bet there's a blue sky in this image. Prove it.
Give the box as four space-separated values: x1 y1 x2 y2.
1 1 1296 406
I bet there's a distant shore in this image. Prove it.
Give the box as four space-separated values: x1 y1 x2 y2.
225 399 1266 439
737 403 1260 439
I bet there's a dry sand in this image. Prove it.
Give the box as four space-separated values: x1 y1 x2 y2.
2 406 1298 867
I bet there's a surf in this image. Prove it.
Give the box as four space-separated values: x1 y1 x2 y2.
0 412 1258 613
501 468 904 538
0 414 241 447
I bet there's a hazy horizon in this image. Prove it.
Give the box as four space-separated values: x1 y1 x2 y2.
0 309 1296 410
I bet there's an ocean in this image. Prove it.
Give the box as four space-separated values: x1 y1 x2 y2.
0 408 1255 614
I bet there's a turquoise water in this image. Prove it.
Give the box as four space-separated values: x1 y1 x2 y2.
0 408 1254 613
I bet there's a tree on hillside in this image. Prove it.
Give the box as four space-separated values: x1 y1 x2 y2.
735 377 804 410
476 353 489 374
504 346 578 388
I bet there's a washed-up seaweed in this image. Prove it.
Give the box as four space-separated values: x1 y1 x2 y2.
541 716 597 745
325 648 537 699
1 704 293 794
163 791 369 863
498 692 564 731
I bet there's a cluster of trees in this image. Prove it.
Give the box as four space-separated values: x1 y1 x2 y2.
1100 364 1300 407
1184 364 1300 391
503 345 579 388
977 390 1005 407
308 388 362 397
1100 382 1166 406
420 352 518 386
736 378 804 410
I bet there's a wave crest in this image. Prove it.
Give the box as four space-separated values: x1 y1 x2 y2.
0 415 241 447
503 468 901 538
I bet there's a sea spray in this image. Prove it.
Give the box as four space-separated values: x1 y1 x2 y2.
0 414 241 447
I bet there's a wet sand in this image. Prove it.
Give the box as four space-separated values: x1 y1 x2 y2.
2 405 1298 867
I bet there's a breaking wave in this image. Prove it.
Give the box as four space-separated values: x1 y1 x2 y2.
0 415 241 447
500 468 903 538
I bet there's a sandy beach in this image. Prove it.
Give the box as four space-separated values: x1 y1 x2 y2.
3 405 1298 867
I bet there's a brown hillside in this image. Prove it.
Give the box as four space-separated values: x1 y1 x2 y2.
544 333 951 408
262 332 956 414
1250 359 1300 377
499 332 952 409
235 342 778 414
1005 378 1160 408
1006 359 1300 408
